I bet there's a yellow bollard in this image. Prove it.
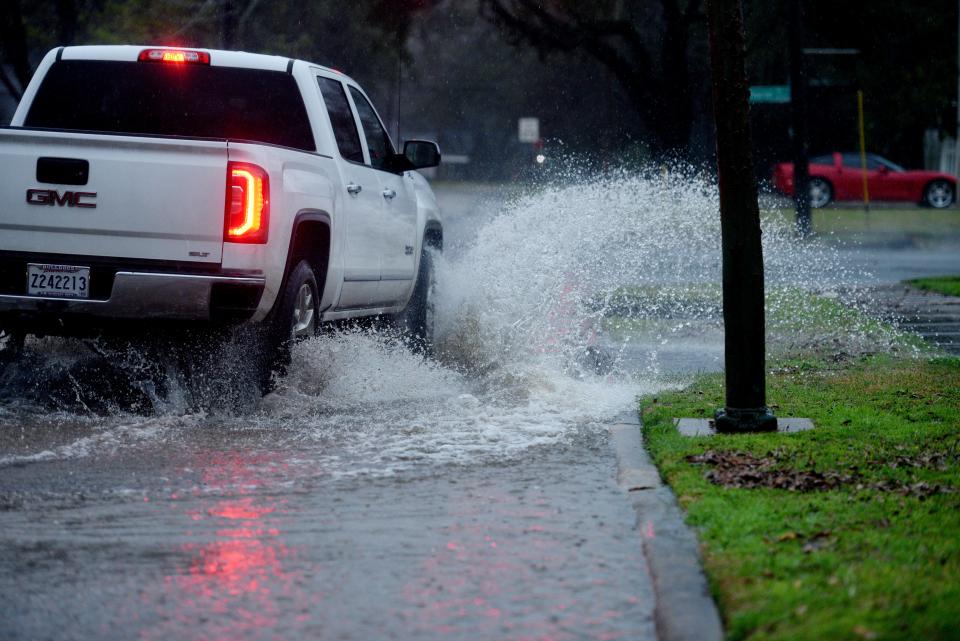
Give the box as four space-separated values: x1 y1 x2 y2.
858 90 870 213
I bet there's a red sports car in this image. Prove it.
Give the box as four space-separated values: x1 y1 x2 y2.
772 152 956 209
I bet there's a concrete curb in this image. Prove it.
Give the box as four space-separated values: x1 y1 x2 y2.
609 410 724 641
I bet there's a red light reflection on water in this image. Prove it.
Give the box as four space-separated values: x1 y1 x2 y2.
139 451 314 641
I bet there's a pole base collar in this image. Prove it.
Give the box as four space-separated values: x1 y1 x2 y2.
714 407 778 433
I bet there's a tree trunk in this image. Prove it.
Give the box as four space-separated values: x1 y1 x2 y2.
55 0 78 45
657 0 695 152
0 0 32 92
222 0 237 49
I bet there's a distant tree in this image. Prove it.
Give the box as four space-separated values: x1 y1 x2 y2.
801 0 954 166
479 0 707 154
400 0 650 178
0 0 435 94
0 0 30 99
741 0 954 167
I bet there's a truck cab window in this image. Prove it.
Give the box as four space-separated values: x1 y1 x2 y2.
25 60 315 151
316 76 364 163
348 87 395 171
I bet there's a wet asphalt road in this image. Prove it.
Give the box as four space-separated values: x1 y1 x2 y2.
0 434 654 641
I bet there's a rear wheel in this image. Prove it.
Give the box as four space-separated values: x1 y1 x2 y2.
0 328 25 369
924 180 954 209
260 260 320 389
808 177 833 208
291 280 317 339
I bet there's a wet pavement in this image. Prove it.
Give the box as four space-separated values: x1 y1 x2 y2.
2 179 958 641
0 434 656 641
853 284 960 355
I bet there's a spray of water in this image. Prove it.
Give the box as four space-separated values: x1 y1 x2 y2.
433 165 901 378
0 165 905 474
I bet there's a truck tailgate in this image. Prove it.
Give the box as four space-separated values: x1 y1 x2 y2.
0 129 228 264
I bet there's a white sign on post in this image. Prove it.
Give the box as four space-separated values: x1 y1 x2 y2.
518 117 540 143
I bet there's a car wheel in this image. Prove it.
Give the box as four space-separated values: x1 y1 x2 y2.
261 260 319 388
924 180 954 209
277 260 319 341
0 328 25 368
394 247 436 354
808 177 833 208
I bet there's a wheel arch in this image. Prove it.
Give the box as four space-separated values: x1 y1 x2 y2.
283 210 332 304
810 175 833 190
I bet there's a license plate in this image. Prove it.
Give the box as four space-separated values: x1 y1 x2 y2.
27 263 90 299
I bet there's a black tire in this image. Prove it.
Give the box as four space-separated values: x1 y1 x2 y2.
394 248 436 354
0 328 24 365
924 180 954 209
261 260 319 387
808 177 833 209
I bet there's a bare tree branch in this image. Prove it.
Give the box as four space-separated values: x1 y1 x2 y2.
684 0 705 23
170 0 220 39
485 0 581 53
486 0 652 89
0 64 23 102
481 0 698 152
0 0 33 89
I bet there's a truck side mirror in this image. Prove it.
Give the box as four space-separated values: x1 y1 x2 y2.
403 140 441 170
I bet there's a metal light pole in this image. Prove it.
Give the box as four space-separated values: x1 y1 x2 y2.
789 0 812 236
706 0 777 433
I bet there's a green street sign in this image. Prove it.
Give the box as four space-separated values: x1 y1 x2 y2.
749 85 791 104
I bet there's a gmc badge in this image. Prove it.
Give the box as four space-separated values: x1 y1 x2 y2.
26 188 97 208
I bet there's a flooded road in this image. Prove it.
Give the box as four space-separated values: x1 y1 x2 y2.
1 174 954 640
0 433 654 641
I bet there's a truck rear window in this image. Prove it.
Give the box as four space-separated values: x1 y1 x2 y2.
24 60 316 152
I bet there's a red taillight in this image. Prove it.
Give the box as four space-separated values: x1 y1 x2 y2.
138 48 211 65
225 162 269 244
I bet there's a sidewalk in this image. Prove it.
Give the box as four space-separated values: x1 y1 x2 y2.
857 284 960 354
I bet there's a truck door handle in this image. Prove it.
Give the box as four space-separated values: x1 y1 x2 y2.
382 188 397 200
346 183 362 195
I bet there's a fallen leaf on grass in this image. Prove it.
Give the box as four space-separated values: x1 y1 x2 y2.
854 624 878 640
803 539 831 554
884 452 955 471
686 450 854 491
686 450 956 495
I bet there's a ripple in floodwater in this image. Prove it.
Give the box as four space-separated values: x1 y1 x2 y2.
0 166 900 477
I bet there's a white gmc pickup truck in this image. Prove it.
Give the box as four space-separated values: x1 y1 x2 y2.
0 45 443 378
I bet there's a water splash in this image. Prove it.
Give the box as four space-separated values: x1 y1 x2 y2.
433 165 901 379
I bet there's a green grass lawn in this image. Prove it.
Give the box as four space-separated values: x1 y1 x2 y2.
765 207 960 243
907 276 960 298
641 354 960 641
